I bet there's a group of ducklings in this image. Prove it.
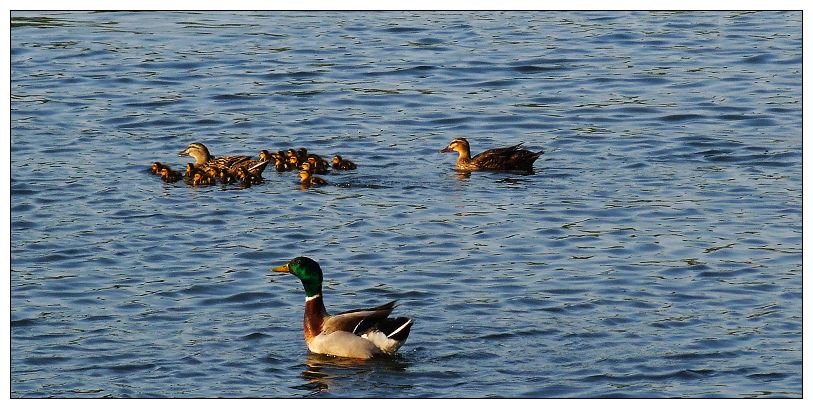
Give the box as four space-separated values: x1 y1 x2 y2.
150 142 357 189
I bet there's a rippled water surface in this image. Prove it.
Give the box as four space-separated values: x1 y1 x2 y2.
10 11 802 398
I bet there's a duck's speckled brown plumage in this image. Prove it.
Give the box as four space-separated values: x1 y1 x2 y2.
178 142 269 177
441 137 543 172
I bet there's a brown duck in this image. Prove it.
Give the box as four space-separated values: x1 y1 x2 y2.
440 137 543 172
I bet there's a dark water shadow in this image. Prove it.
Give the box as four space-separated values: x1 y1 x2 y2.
294 353 411 396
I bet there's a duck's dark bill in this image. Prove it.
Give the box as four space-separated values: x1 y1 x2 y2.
440 147 452 153
271 264 290 273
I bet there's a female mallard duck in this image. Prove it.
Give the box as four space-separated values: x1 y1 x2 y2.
331 155 357 170
299 169 328 188
440 137 544 172
178 142 252 170
272 256 413 359
159 167 182 183
178 142 270 177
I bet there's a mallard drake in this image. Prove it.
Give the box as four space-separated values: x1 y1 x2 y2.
299 169 328 188
331 155 357 170
159 167 182 183
272 256 413 359
440 137 544 172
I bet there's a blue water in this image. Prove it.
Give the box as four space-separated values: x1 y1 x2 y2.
10 11 801 398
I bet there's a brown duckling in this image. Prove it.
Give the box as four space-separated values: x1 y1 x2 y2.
306 154 330 174
266 150 288 170
206 166 219 181
234 166 262 187
287 154 301 169
159 167 182 183
151 162 168 175
272 154 288 172
440 137 544 172
217 168 236 184
191 171 217 186
183 163 201 185
299 169 328 188
184 162 196 176
259 150 272 163
331 155 357 170
296 147 309 162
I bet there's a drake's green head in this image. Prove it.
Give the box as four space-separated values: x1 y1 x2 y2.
272 256 323 297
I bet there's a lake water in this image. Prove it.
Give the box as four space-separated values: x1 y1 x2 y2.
10 11 802 398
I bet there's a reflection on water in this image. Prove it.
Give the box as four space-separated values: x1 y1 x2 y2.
297 353 412 397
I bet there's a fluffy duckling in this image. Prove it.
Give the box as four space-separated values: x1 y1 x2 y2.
206 166 219 181
217 168 236 184
192 171 217 186
159 167 182 183
306 154 330 174
272 154 288 172
259 150 272 163
266 150 289 171
151 162 168 175
299 169 328 188
296 147 309 162
331 155 357 170
183 163 200 185
440 137 544 172
287 154 301 169
234 166 262 187
184 162 196 175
